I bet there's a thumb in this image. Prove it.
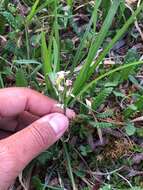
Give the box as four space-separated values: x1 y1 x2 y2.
0 113 69 187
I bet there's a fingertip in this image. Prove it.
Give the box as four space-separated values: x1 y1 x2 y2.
40 113 69 138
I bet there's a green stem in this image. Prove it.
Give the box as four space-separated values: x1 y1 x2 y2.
63 142 77 190
25 25 30 59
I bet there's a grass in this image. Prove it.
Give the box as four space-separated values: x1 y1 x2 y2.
0 0 143 189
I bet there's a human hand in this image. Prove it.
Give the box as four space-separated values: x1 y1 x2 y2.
0 88 75 190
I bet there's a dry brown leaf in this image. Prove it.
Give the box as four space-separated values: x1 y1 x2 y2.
125 0 138 5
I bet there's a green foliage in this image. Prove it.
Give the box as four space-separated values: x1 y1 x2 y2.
41 31 55 95
32 176 43 190
92 87 113 110
124 95 143 118
96 109 114 119
0 11 17 29
26 0 40 24
125 122 136 136
120 49 140 82
100 185 112 190
71 1 120 98
16 69 28 87
79 145 92 156
32 176 64 190
67 1 143 104
66 0 73 8
76 61 143 100
71 0 102 69
0 14 6 34
89 121 115 129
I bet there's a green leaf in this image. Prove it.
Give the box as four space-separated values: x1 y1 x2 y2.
113 91 127 98
16 69 28 87
71 0 102 69
89 121 114 128
53 0 60 72
124 95 143 118
72 0 120 97
14 59 41 65
80 145 92 156
41 31 52 73
125 123 136 136
92 87 113 110
65 0 143 104
53 37 59 72
96 109 114 119
119 49 140 82
26 0 40 24
35 0 55 14
89 1 143 77
100 184 112 190
0 11 17 29
37 151 53 165
67 0 73 7
70 61 143 105
32 176 43 190
0 73 4 88
41 31 56 96
26 0 55 24
0 14 6 34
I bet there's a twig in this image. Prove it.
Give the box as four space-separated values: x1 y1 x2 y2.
87 166 124 176
18 172 28 190
131 116 143 122
116 173 133 188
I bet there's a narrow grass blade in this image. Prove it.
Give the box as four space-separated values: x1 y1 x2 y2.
30 64 42 78
41 31 54 94
26 0 40 24
25 25 30 59
71 0 102 70
67 1 143 104
26 0 54 24
63 142 77 190
75 61 143 102
41 31 52 74
88 1 143 76
72 0 120 97
67 0 73 8
53 0 60 72
14 59 41 65
0 73 4 88
92 0 102 32
53 37 59 72
35 0 54 13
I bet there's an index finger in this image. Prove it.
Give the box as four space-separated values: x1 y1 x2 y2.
0 87 75 118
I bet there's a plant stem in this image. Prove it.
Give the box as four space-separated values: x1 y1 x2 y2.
63 142 77 190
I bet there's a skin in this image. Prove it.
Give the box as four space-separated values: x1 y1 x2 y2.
0 87 75 190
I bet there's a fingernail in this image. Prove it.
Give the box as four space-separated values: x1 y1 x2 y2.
48 114 69 137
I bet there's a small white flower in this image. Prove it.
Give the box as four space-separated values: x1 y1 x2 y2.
58 86 64 92
55 103 64 109
65 80 72 87
86 99 92 108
